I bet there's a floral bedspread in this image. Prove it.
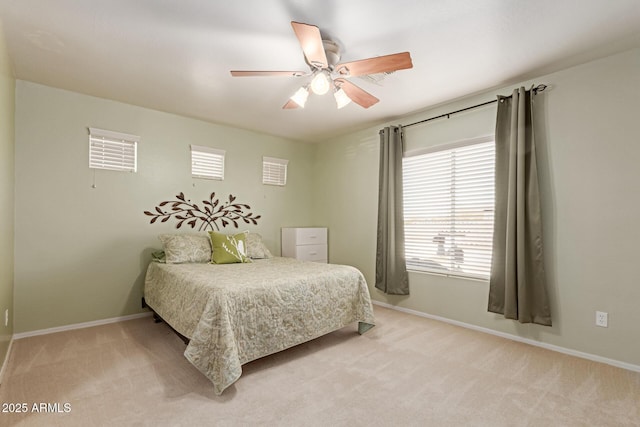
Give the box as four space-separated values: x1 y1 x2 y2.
144 257 375 394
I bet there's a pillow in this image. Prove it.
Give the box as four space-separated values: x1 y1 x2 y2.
151 250 166 263
158 234 211 264
209 231 251 264
245 233 273 259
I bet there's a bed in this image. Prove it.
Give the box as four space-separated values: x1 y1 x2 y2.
143 255 375 395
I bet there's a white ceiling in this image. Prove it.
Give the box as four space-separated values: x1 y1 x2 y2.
1 0 639 142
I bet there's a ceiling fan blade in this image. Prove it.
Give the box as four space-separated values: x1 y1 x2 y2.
230 71 307 77
335 79 379 109
335 52 413 77
282 99 300 109
291 21 328 69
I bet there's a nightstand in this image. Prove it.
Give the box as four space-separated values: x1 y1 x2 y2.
281 227 328 263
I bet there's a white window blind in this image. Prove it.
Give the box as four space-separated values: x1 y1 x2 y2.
191 145 225 180
262 156 288 186
403 137 495 280
89 128 138 172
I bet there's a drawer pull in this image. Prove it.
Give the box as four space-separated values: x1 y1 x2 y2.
309 252 317 255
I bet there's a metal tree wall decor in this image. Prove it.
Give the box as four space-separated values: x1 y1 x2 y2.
144 192 261 231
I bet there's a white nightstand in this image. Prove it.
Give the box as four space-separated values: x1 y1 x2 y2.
281 227 328 263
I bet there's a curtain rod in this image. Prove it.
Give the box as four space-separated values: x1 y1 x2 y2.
402 84 548 129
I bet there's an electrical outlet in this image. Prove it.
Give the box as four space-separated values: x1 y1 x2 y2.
595 311 608 328
4 309 7 327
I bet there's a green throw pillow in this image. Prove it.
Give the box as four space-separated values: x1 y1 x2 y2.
209 231 251 264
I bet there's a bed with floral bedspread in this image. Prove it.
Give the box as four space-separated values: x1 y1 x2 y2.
144 257 375 394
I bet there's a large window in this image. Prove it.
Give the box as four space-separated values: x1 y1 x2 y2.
403 136 495 280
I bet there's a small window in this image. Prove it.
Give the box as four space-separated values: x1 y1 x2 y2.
262 156 288 186
403 136 495 280
89 127 138 172
191 145 225 180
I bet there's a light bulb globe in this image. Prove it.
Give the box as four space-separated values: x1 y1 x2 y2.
290 86 309 108
310 72 330 95
334 88 351 109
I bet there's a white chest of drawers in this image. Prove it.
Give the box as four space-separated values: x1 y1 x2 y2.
281 227 328 263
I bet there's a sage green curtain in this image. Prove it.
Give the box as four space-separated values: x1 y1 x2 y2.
375 126 409 295
488 87 551 326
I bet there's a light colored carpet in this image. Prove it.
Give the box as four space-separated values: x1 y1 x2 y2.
1 306 639 426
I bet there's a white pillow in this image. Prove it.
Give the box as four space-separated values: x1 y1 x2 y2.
245 233 273 259
158 234 212 263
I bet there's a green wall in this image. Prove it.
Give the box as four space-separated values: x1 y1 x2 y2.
13 81 315 333
10 44 640 369
313 48 640 367
0 21 15 369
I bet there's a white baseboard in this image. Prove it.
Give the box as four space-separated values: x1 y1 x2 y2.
0 337 14 385
13 312 153 340
372 300 640 373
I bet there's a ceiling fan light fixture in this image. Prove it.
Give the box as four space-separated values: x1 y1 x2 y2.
334 87 351 109
290 86 309 107
231 22 413 110
310 71 330 95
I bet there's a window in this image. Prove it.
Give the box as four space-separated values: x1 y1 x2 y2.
262 156 288 186
89 127 138 172
403 136 495 280
191 145 225 180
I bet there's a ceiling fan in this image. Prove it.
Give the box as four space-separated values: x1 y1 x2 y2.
230 21 413 110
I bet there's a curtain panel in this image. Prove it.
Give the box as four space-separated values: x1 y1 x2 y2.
488 87 552 326
375 126 409 295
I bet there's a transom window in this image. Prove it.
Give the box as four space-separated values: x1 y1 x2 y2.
262 156 288 186
191 145 225 180
402 136 495 280
89 127 138 172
